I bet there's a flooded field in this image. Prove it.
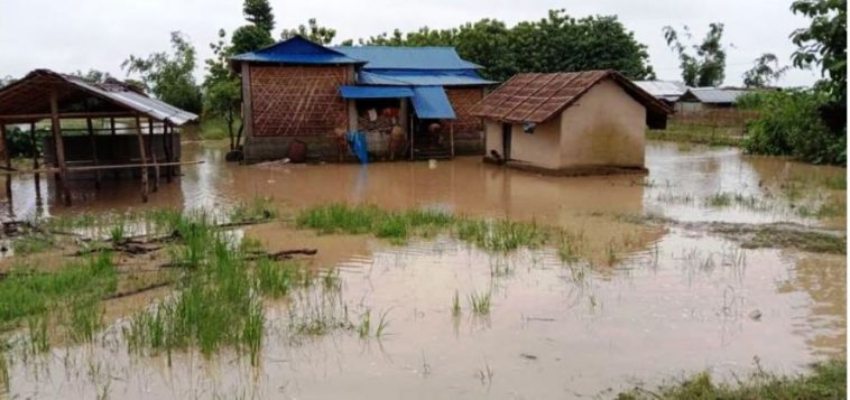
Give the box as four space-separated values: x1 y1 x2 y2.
0 141 845 399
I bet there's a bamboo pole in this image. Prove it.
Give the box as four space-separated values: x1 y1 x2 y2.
50 91 71 206
86 117 102 189
148 118 159 192
1 123 12 216
134 115 149 202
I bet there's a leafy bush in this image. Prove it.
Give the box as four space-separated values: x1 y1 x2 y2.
739 90 845 165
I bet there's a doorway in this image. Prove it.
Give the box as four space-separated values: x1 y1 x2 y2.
501 123 512 160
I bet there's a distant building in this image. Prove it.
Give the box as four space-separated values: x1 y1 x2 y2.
633 80 688 105
470 70 671 175
230 36 494 162
675 87 751 113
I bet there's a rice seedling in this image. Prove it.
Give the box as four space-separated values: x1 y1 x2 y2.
67 295 103 344
605 241 619 266
375 309 390 338
109 222 126 245
0 252 116 326
468 291 492 315
357 309 371 339
11 233 54 255
705 192 732 207
26 315 49 355
452 291 461 317
255 258 298 298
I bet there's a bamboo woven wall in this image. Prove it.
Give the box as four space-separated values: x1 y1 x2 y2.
249 65 351 137
446 87 484 139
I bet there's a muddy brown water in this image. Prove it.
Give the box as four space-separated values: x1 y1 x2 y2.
0 141 845 399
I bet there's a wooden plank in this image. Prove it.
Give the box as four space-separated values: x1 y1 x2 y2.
163 122 173 182
86 117 102 189
134 115 149 202
50 91 72 206
0 160 204 175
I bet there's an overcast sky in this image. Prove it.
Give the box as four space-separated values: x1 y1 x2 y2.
0 0 820 87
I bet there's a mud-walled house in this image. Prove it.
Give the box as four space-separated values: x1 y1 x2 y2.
469 70 672 176
231 35 495 163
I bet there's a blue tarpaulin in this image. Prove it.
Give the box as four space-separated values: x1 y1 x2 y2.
411 86 456 119
339 86 414 99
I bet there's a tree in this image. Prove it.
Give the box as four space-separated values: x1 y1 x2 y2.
243 0 275 34
281 18 337 44
663 23 727 87
790 0 846 103
354 10 655 82
72 69 114 84
231 24 275 55
203 29 244 151
742 53 789 88
123 32 203 114
0 75 15 87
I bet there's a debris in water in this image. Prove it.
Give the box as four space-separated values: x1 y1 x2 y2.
520 353 538 360
749 309 763 321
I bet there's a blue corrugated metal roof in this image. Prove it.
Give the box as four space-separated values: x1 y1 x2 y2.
332 46 482 70
411 86 456 119
358 70 495 87
231 36 364 65
339 86 414 99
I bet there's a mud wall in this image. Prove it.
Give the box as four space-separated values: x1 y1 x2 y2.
559 79 646 168
244 64 354 162
445 87 485 155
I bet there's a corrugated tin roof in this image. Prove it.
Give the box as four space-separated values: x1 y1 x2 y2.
469 70 672 124
332 46 482 70
358 70 495 87
684 87 749 104
231 36 364 66
0 69 198 125
339 86 414 99
633 80 687 98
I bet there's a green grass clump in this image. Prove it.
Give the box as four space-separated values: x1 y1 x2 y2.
11 233 55 255
296 203 548 252
468 291 492 315
0 252 116 326
616 359 845 400
705 192 732 208
295 204 454 243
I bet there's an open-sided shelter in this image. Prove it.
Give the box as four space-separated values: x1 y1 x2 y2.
231 35 494 162
0 69 198 206
469 70 671 175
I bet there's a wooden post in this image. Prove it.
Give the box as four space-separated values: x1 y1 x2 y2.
50 91 71 206
163 122 173 182
109 117 119 180
409 114 415 161
29 123 42 207
449 121 455 159
148 118 159 192
134 115 149 202
86 118 101 189
1 123 12 217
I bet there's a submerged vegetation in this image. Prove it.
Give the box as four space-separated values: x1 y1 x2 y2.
296 203 583 258
617 359 846 400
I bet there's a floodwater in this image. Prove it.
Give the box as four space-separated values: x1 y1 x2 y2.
0 141 846 399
